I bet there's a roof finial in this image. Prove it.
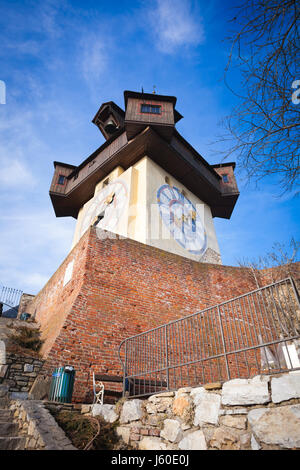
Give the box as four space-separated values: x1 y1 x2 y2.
153 85 156 94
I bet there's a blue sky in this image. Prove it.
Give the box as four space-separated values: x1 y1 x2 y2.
0 0 299 295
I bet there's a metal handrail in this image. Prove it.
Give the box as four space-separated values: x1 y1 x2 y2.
0 286 23 316
0 302 19 316
119 278 295 343
118 277 300 397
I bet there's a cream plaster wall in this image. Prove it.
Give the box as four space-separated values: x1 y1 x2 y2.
71 165 129 249
70 157 221 263
143 157 220 263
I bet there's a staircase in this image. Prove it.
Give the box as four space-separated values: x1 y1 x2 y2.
0 385 26 450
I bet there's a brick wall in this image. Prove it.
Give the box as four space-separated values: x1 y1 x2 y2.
24 227 300 402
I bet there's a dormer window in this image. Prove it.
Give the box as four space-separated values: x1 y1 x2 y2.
222 174 229 183
141 104 161 114
58 175 65 185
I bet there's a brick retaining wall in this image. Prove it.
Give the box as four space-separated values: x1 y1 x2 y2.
22 227 300 402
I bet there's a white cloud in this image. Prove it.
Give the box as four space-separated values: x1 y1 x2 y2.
22 273 51 293
4 39 42 56
80 35 108 87
38 0 64 39
150 0 205 53
0 210 75 294
0 159 36 188
0 108 43 190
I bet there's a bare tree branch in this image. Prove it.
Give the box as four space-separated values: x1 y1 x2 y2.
220 0 300 194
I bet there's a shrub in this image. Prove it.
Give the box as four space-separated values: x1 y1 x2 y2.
10 326 43 352
51 410 127 450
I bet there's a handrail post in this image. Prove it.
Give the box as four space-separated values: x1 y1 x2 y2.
165 325 169 390
217 305 230 380
290 276 300 310
122 341 127 397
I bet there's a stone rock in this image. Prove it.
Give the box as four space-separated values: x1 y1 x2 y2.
0 340 6 365
175 387 192 395
271 373 300 404
210 427 240 450
221 375 270 405
181 423 191 431
0 384 9 397
138 437 169 450
178 430 207 450
149 392 174 401
248 404 300 449
251 434 261 450
156 398 173 412
92 404 118 422
10 392 28 400
0 364 8 379
147 413 167 426
219 407 248 415
240 432 251 449
116 426 131 445
147 395 173 413
190 387 206 405
193 390 221 426
81 404 91 414
29 375 51 400
33 360 43 366
160 419 182 443
220 415 247 430
204 382 222 391
11 364 23 370
172 394 192 418
120 399 143 423
24 364 34 373
145 401 157 414
146 392 174 413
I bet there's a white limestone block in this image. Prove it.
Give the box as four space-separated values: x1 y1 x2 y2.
271 372 300 404
248 405 300 449
221 375 270 405
178 430 207 450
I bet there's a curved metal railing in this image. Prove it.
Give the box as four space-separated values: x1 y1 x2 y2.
0 286 23 317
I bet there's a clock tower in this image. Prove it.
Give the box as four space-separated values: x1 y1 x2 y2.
49 90 239 265
23 90 244 402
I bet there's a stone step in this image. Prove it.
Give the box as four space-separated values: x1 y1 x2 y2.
0 421 19 436
0 409 13 421
0 397 9 408
0 436 27 450
0 385 9 408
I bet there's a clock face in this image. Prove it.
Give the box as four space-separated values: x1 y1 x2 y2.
157 184 207 255
80 179 128 236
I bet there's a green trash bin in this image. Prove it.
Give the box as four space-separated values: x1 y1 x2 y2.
49 366 75 403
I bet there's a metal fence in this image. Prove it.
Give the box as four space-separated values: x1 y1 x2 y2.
0 285 23 317
118 277 300 398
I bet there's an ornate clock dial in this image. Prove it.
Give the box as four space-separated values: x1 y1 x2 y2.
80 179 128 236
157 184 207 255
